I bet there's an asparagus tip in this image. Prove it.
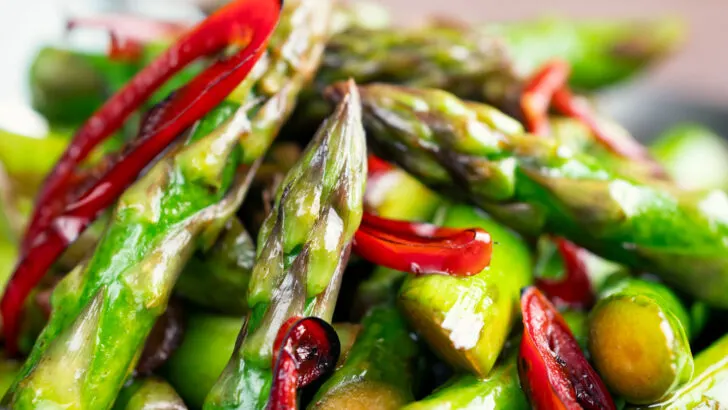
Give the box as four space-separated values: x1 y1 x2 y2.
323 78 358 106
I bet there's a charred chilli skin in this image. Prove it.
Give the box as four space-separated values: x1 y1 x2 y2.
349 83 728 308
309 306 419 410
519 287 615 410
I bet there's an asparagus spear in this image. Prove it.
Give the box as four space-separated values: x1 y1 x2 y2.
650 123 728 191
29 47 126 128
309 306 418 409
0 129 67 196
165 313 243 408
627 333 728 409
113 378 186 410
351 83 728 308
331 323 361 366
398 204 532 377
402 341 528 410
175 218 255 314
204 81 366 410
589 276 694 404
481 16 684 90
316 17 682 107
3 1 333 407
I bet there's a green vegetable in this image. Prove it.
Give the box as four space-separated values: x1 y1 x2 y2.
398 204 531 377
354 83 728 308
650 123 728 191
332 323 361 366
113 378 186 410
176 218 255 314
0 128 67 194
3 1 332 407
204 80 366 410
402 342 528 410
309 307 418 409
165 314 243 408
588 277 694 404
483 16 685 89
628 333 728 409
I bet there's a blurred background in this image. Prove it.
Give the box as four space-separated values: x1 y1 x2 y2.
0 0 726 138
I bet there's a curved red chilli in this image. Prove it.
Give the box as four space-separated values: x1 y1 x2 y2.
367 154 394 175
536 238 595 309
352 213 492 276
520 59 570 137
551 88 660 171
23 0 282 254
518 287 615 410
1 98 177 355
4 0 282 354
267 317 340 410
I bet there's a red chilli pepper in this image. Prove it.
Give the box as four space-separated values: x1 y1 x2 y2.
551 88 656 166
3 0 282 355
367 154 394 175
268 316 340 410
535 238 595 310
522 60 663 177
352 212 492 276
519 287 615 410
520 59 570 137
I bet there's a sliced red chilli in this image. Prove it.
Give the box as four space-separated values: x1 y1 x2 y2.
551 88 663 176
367 154 394 176
535 238 595 310
267 316 340 410
2 0 282 355
518 287 615 410
520 59 570 137
352 212 492 276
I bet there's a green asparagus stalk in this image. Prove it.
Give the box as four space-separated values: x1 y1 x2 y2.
204 80 366 410
352 83 728 308
329 1 391 35
481 16 684 90
316 17 682 105
628 332 728 409
0 128 67 196
650 123 728 191
29 47 128 128
175 218 255 314
401 341 528 410
4 1 333 407
309 306 418 409
29 44 199 130
332 323 361 366
588 276 694 404
0 358 19 399
113 378 186 410
398 204 532 377
164 313 244 409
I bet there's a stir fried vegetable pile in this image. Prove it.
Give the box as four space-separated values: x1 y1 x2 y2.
1 0 727 409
